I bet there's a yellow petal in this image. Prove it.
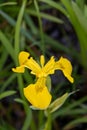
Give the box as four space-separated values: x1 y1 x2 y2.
42 56 55 76
12 65 25 73
26 57 42 77
62 70 74 83
40 55 45 67
24 85 52 109
24 78 52 109
19 51 30 65
55 57 74 83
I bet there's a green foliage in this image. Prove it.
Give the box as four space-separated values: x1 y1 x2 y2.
48 93 69 113
0 0 87 130
61 0 87 69
0 90 16 100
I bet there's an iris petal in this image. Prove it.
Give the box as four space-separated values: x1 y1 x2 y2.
40 55 45 67
24 84 52 109
55 57 74 83
19 51 30 65
24 78 52 109
42 56 55 76
12 65 25 73
26 57 42 76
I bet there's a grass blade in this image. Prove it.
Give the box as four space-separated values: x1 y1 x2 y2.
14 0 27 64
0 31 15 61
63 117 87 130
0 90 16 100
39 0 68 16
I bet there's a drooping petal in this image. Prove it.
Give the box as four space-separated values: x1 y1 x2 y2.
40 55 45 67
62 70 74 83
23 78 52 109
19 51 30 65
55 57 74 83
42 56 55 76
12 65 25 73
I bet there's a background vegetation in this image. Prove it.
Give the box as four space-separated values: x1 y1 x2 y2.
0 0 87 130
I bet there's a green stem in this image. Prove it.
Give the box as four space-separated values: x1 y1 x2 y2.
34 0 45 55
38 111 44 129
14 0 27 98
44 112 52 130
14 0 27 65
14 2 33 130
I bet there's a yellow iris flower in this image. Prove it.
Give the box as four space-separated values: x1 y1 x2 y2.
12 51 74 109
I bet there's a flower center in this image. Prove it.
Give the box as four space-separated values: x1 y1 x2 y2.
38 71 47 78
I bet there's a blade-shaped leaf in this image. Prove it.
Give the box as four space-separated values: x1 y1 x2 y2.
0 31 15 61
26 9 63 24
0 90 16 100
39 0 68 16
48 93 69 113
0 2 17 7
72 1 87 34
63 117 87 130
